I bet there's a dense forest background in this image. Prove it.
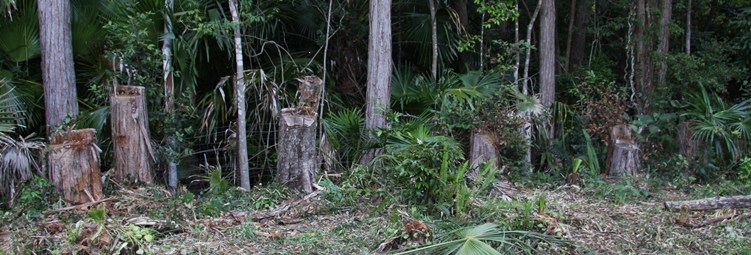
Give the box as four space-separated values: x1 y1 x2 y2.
0 0 750 254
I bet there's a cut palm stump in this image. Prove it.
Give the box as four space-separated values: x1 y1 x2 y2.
48 128 103 205
110 85 154 185
276 108 319 193
664 195 751 211
606 125 640 177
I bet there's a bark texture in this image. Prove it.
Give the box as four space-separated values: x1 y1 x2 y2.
664 195 751 211
678 121 700 162
539 0 556 140
634 0 657 115
469 129 499 171
110 86 154 184
564 0 577 72
37 0 79 131
657 0 673 88
48 129 103 205
429 0 438 80
568 0 591 71
361 0 392 164
539 0 556 110
606 125 640 177
452 0 472 71
686 0 692 54
162 0 177 190
229 0 250 190
276 109 319 193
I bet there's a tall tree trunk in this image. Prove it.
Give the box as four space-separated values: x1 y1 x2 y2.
429 0 438 80
514 1 520 84
229 0 250 190
569 0 591 71
361 0 392 164
634 0 657 115
564 0 577 72
521 1 542 170
657 0 672 88
452 0 471 71
522 1 542 96
162 0 178 191
540 0 556 138
37 0 79 132
686 0 691 55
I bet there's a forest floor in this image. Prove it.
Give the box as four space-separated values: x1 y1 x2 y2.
1 177 750 254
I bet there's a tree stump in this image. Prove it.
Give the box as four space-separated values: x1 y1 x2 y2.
606 125 640 177
678 121 700 165
110 85 154 184
48 128 103 205
469 129 498 178
276 108 319 193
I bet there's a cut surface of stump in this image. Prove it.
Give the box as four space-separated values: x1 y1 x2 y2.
276 108 319 193
110 85 154 184
606 125 640 177
48 128 103 205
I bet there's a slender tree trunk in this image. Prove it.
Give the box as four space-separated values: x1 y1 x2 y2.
564 0 577 72
37 0 79 132
540 0 556 138
569 0 591 71
514 1 520 84
361 0 392 164
522 1 542 96
229 0 250 190
429 0 438 80
686 0 691 55
521 1 542 170
162 0 178 191
163 0 174 113
453 0 471 71
657 0 672 88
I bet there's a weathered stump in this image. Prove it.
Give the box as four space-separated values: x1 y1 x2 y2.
678 121 700 166
48 128 103 204
469 129 498 178
110 85 154 184
606 125 640 177
276 108 319 193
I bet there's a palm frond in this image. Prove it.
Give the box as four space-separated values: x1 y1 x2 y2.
683 83 751 161
394 223 570 255
0 0 39 62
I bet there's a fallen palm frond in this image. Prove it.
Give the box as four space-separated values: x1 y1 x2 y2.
392 223 571 255
0 132 45 208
